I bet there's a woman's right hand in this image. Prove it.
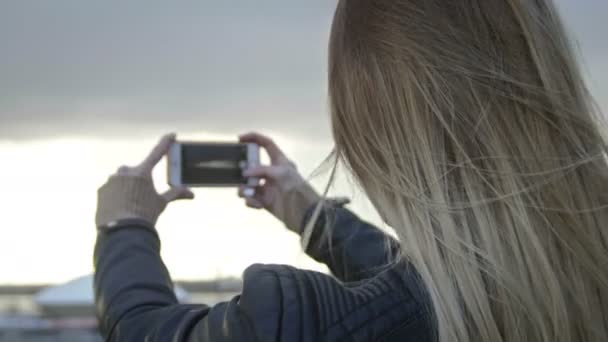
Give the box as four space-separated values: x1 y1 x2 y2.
238 132 320 234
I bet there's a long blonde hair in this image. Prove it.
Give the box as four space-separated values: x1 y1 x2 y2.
327 0 608 341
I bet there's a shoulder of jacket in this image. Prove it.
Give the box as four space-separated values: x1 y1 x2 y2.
238 263 431 341
236 264 318 341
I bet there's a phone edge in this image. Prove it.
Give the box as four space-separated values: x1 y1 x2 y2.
167 143 182 187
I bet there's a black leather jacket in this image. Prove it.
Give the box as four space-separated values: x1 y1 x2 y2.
93 206 433 341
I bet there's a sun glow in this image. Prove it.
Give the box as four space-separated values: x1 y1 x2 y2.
0 132 382 285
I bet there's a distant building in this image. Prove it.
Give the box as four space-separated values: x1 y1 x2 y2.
35 275 190 317
0 275 241 342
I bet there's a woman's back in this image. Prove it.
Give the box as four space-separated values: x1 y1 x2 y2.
328 0 608 341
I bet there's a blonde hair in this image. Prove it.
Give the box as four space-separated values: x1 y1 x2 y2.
327 0 608 341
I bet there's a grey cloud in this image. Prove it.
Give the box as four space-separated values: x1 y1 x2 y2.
0 0 606 141
0 1 336 140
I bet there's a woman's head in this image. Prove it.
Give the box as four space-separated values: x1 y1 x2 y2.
328 0 608 341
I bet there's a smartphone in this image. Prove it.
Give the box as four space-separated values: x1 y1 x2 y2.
167 142 259 187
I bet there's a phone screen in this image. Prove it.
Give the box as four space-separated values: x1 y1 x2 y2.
181 144 248 185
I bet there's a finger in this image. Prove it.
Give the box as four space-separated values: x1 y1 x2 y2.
245 197 264 209
239 132 287 164
117 165 131 175
245 175 262 188
238 186 256 198
242 165 283 180
238 186 246 198
138 133 177 173
243 188 256 198
161 187 195 203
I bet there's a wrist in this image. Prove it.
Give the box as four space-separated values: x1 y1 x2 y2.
95 175 167 229
275 181 320 233
299 197 351 250
97 218 157 234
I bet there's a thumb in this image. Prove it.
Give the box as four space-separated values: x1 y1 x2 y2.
161 187 195 203
243 165 283 180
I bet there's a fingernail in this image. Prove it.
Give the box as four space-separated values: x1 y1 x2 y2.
243 188 255 198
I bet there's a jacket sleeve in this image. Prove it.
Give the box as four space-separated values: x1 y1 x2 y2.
301 205 401 283
94 222 429 342
94 223 263 341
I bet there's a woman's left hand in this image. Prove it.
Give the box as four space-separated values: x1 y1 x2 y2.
95 133 194 229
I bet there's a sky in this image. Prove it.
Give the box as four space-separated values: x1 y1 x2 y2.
0 0 606 284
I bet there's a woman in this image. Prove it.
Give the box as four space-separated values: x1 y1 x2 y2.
94 0 608 341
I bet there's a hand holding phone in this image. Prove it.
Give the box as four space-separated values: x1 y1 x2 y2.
237 133 320 233
97 134 195 228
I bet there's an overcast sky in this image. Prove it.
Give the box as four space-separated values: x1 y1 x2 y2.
1 0 606 142
0 1 606 284
0 1 336 140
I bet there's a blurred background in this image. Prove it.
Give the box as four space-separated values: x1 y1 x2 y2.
0 1 606 341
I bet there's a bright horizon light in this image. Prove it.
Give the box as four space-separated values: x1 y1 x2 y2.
0 131 383 285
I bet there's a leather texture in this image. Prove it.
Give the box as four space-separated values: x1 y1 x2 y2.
93 208 433 341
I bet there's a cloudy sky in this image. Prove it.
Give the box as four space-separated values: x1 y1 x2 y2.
0 0 606 284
